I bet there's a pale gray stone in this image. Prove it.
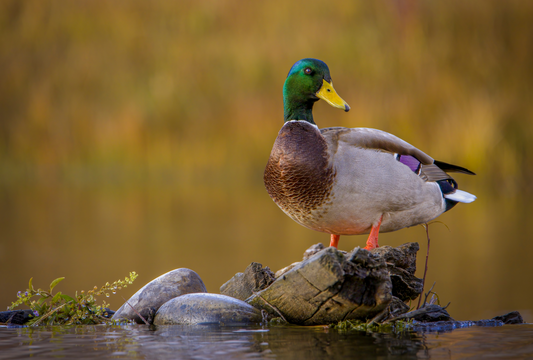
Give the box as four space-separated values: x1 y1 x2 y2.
112 268 207 324
153 293 262 325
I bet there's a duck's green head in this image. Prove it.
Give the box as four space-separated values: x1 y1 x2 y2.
283 58 350 124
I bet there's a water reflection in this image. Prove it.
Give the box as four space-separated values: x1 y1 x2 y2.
0 324 425 359
2 324 533 359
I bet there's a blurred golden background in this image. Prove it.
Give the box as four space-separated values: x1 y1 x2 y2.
1 0 532 321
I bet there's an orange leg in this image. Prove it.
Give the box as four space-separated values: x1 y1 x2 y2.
364 215 383 250
330 234 340 248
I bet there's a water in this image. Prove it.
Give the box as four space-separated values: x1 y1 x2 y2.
1 323 532 359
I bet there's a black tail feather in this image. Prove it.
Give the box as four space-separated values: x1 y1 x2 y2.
434 160 476 175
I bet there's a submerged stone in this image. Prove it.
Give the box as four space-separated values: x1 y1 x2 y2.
112 268 207 324
153 293 262 325
411 320 504 333
492 311 524 324
407 310 524 332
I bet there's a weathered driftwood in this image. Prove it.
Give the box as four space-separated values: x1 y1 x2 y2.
386 296 411 319
372 243 423 301
219 262 275 301
222 245 396 325
384 304 454 324
220 242 426 325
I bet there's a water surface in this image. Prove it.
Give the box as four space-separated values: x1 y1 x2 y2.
1 323 532 359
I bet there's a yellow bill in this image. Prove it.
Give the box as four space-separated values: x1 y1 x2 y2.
316 79 350 112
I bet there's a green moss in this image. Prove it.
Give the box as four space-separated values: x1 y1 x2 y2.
333 319 412 333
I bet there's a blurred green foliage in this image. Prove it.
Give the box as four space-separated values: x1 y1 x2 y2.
0 0 531 195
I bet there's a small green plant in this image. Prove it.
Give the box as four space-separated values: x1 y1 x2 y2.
8 271 137 326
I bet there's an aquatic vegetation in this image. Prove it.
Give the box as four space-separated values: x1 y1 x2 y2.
8 272 137 326
333 319 412 333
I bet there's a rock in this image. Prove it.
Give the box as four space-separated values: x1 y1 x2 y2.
153 293 262 325
112 268 207 324
246 246 392 325
0 310 33 325
371 243 423 301
492 311 524 324
220 262 275 301
408 311 525 332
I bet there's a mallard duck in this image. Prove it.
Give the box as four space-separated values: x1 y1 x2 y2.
264 58 476 250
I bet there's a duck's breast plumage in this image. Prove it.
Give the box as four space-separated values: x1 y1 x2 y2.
264 120 336 227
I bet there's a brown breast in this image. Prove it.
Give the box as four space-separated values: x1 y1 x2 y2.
264 121 335 221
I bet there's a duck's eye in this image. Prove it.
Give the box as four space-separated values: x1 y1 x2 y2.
304 68 312 75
